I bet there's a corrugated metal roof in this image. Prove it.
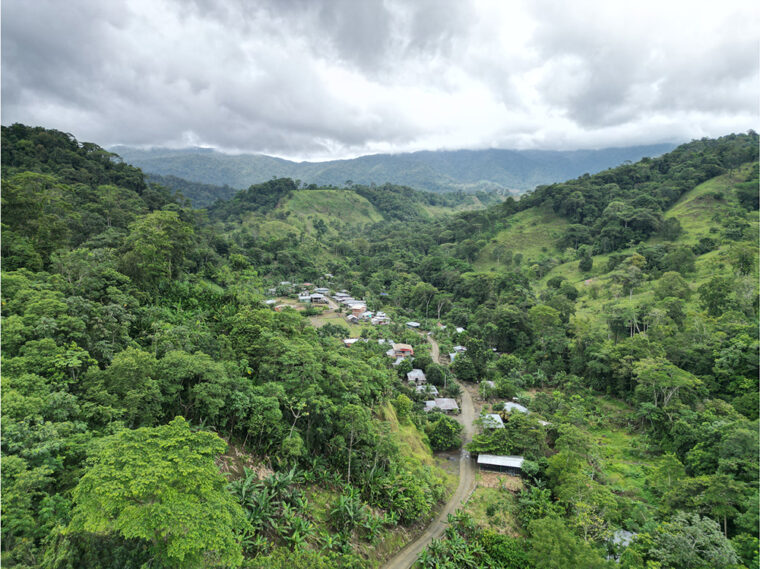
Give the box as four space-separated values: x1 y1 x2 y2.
483 414 504 428
504 402 529 414
477 454 524 468
434 398 459 411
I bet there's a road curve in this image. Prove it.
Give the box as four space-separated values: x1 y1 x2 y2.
380 335 476 569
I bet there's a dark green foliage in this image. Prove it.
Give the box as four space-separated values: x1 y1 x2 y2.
210 178 299 220
146 173 238 208
735 162 759 210
425 414 463 451
2 124 147 193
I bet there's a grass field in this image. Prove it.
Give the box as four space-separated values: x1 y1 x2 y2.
474 205 569 270
463 473 523 536
283 189 384 230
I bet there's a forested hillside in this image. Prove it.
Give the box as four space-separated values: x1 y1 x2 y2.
111 143 676 194
2 125 757 569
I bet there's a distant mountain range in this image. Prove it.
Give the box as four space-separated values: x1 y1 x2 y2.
111 143 678 194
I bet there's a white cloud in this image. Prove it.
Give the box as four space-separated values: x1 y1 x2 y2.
2 0 757 159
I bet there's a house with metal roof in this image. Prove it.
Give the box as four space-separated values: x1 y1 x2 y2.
476 454 524 475
504 402 529 414
482 413 505 429
391 343 414 357
416 384 438 396
407 369 426 384
424 398 459 414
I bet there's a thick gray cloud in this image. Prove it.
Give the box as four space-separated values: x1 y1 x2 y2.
2 0 757 158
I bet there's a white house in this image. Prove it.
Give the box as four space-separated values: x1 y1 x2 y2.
407 369 426 384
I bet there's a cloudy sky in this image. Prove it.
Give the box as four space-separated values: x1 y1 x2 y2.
2 0 758 160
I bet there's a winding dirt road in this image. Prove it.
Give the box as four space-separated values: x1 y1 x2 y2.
380 334 477 569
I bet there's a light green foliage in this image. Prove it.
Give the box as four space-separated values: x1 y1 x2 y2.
70 417 247 568
527 516 611 569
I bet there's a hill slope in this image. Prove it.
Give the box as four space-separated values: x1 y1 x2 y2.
111 144 677 194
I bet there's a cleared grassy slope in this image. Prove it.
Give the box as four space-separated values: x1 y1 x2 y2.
539 166 759 322
661 162 756 244
474 205 569 270
539 165 758 286
283 189 384 226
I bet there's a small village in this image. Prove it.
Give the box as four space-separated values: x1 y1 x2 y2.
261 279 553 485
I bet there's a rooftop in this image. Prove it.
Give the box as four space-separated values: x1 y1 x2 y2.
504 402 529 414
482 414 505 428
477 454 524 469
425 398 459 412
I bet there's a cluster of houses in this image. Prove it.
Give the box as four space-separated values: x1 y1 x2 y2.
297 287 330 305
404 364 460 414
333 291 390 325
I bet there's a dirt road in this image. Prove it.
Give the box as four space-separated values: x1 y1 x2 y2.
381 335 476 569
427 333 441 363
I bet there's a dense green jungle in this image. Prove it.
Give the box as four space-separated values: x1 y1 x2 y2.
1 124 758 569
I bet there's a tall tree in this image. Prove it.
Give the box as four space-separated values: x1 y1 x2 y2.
69 417 247 568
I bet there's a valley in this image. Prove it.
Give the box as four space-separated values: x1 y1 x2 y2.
1 125 757 569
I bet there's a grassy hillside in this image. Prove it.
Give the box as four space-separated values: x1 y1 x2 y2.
473 205 569 270
662 162 757 244
283 189 384 227
522 166 759 329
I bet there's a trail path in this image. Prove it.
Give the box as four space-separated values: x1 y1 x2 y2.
381 334 476 569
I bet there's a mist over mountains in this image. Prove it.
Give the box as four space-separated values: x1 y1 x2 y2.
111 144 677 194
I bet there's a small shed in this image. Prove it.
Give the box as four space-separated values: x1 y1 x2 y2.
407 368 426 384
455 327 465 334
416 384 438 396
448 352 457 362
406 321 421 328
453 345 467 353
346 315 359 324
477 454 524 476
343 338 360 347
504 402 529 414
482 413 505 429
264 299 277 306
